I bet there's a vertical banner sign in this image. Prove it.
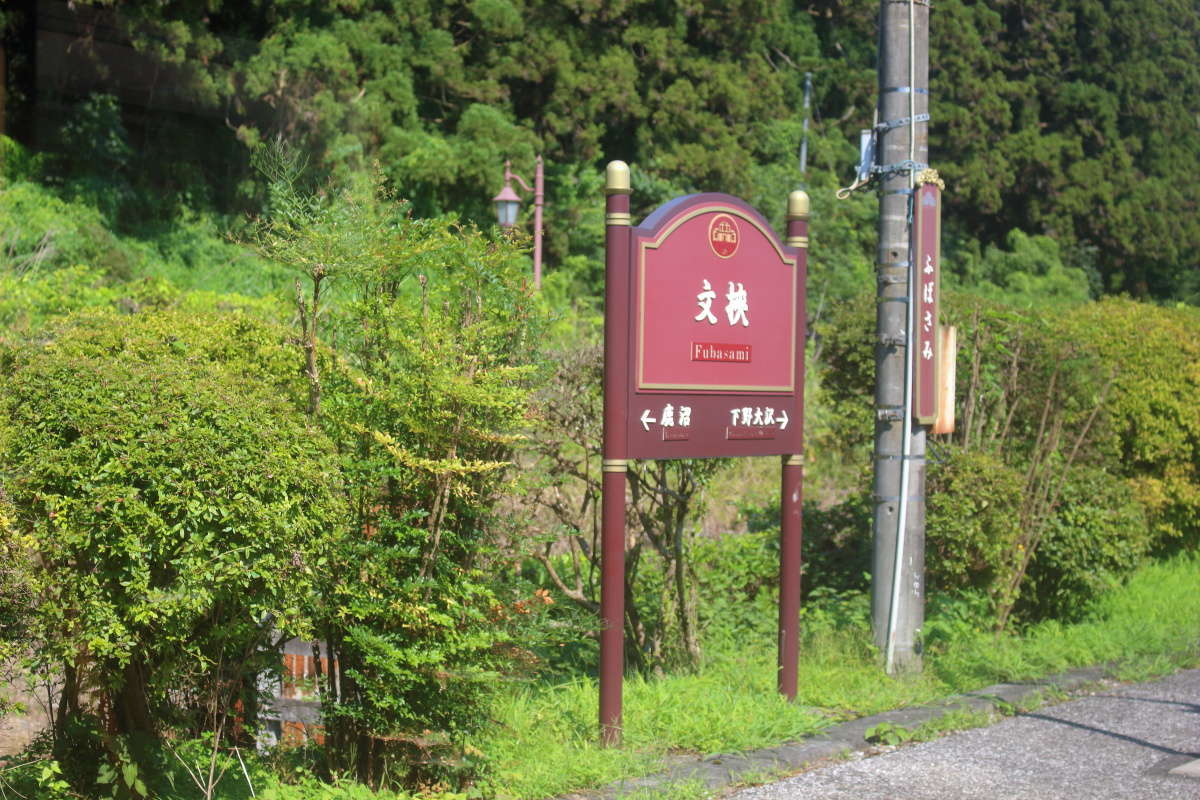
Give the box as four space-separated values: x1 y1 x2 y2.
600 161 808 745
913 181 941 425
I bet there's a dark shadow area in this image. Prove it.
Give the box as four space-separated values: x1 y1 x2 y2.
1094 695 1200 714
1019 712 1200 759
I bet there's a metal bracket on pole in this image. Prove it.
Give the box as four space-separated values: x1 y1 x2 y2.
875 113 930 132
876 406 905 422
873 160 929 178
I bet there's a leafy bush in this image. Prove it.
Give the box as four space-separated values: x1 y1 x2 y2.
937 297 1136 628
932 292 1200 626
692 530 779 644
0 181 139 279
0 265 120 333
925 448 1023 600
743 490 873 600
0 135 47 183
1058 298 1200 552
1 164 287 299
809 290 875 459
926 449 1151 623
816 286 1197 630
946 229 1093 308
797 494 875 598
696 493 874 652
131 211 292 296
251 163 553 790
0 309 345 777
1024 466 1150 621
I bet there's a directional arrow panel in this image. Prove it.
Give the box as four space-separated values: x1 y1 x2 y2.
626 392 801 459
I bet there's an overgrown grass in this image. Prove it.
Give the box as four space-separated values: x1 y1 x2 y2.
479 552 1199 799
928 552 1200 687
0 178 290 298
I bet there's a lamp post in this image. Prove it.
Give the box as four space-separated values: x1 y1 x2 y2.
492 156 544 289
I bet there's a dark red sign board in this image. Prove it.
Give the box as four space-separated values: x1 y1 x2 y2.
913 182 941 424
623 194 805 460
600 170 808 745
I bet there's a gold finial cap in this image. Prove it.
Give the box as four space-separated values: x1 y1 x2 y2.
787 190 810 220
605 161 631 195
916 168 945 190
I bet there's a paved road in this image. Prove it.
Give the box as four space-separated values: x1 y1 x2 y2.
730 668 1200 800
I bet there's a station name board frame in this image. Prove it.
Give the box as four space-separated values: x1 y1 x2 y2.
622 194 805 460
598 161 809 745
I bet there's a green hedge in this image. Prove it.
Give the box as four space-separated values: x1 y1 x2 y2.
0 309 345 780
1058 298 1200 552
813 290 1199 626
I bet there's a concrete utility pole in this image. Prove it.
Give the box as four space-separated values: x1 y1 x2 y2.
871 0 929 673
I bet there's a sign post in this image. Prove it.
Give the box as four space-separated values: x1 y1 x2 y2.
600 162 633 746
600 161 808 743
778 191 809 701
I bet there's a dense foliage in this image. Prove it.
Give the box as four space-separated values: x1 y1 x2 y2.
0 156 553 794
931 0 1200 301
1 2 1198 797
7 1 1195 301
250 165 551 788
0 309 345 783
816 290 1200 626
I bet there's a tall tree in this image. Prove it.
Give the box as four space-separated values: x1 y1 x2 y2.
63 2 827 218
930 0 1200 300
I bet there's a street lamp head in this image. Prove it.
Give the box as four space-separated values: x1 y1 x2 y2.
492 156 544 288
492 182 522 228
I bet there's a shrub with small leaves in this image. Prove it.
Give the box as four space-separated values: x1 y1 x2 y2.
0 309 345 766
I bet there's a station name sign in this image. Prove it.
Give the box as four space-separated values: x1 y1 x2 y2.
913 180 941 424
620 194 805 460
691 342 752 363
599 165 811 744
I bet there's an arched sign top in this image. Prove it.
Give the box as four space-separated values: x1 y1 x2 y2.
635 193 795 264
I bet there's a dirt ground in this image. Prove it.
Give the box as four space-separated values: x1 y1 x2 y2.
0 671 51 758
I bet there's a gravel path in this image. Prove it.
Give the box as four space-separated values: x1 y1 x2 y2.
729 668 1200 800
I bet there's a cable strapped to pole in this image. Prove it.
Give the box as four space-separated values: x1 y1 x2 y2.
875 159 929 178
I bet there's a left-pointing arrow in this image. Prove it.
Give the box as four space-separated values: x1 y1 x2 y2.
640 410 656 431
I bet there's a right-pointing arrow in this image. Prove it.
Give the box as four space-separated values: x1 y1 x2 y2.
778 410 789 430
